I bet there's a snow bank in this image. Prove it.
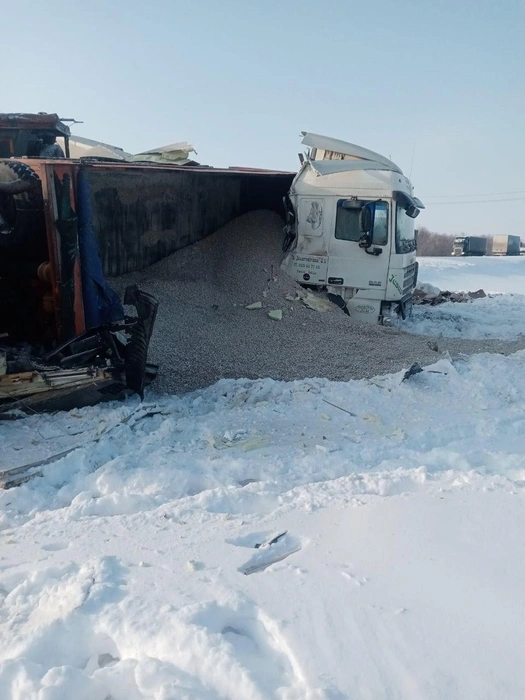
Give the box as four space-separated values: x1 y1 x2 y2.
2 352 525 697
408 256 525 339
417 255 525 294
405 293 525 339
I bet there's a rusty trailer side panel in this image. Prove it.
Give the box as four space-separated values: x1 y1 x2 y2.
0 159 85 344
81 163 294 276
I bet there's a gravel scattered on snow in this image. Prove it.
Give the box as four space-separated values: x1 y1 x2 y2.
113 210 525 393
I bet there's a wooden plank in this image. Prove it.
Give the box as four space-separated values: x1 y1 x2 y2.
0 370 109 400
0 372 48 398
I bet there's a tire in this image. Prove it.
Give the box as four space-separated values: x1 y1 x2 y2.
0 161 40 195
0 161 46 261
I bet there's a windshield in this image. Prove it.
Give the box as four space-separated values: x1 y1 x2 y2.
396 203 416 253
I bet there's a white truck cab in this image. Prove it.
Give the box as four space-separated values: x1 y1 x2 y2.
282 132 424 324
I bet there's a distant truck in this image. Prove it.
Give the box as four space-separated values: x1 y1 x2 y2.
452 236 487 256
490 234 521 256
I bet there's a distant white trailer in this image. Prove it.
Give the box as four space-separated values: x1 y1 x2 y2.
491 234 521 256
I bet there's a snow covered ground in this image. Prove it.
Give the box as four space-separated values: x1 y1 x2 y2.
405 256 525 339
2 351 525 699
1 255 525 699
417 255 525 295
405 292 525 339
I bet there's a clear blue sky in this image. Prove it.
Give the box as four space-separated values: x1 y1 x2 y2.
3 0 524 236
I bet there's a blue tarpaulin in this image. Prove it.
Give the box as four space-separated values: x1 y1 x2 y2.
76 170 124 329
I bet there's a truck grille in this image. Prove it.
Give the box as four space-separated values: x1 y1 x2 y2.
403 263 417 294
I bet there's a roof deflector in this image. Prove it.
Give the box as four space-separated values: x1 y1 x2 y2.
301 132 401 173
310 159 402 176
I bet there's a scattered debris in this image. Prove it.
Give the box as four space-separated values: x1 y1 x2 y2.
301 292 333 313
403 363 424 380
238 478 259 487
414 284 487 306
0 404 165 489
239 531 301 575
254 531 288 549
214 435 268 452
321 398 357 417
246 301 263 310
0 286 158 415
403 362 449 382
268 309 283 321
327 293 351 316
468 289 487 300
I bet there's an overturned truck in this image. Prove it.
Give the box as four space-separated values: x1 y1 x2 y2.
1 114 425 414
0 113 295 412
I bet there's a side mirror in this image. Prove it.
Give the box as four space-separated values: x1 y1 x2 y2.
359 205 372 233
406 205 420 219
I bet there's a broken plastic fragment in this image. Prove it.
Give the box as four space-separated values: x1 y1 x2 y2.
246 301 263 310
302 292 333 312
268 309 283 321
215 436 268 452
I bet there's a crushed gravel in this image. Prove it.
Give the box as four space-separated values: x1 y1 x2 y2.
113 210 525 393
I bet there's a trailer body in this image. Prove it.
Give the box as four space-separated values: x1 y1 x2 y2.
491 234 521 256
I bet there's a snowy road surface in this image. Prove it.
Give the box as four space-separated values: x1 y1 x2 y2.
406 256 525 339
2 351 525 699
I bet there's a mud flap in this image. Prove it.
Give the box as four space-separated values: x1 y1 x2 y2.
123 285 159 399
398 294 413 320
327 292 350 316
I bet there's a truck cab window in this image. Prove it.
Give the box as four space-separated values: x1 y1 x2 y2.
335 199 388 246
395 204 416 253
371 202 388 246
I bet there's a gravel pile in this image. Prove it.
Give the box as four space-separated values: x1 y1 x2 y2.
113 210 525 393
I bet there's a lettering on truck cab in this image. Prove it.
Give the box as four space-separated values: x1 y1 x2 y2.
389 273 403 296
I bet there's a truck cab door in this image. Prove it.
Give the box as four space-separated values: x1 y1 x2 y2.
327 199 389 290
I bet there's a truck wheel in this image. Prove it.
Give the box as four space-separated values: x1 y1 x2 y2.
0 161 46 258
0 161 40 195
